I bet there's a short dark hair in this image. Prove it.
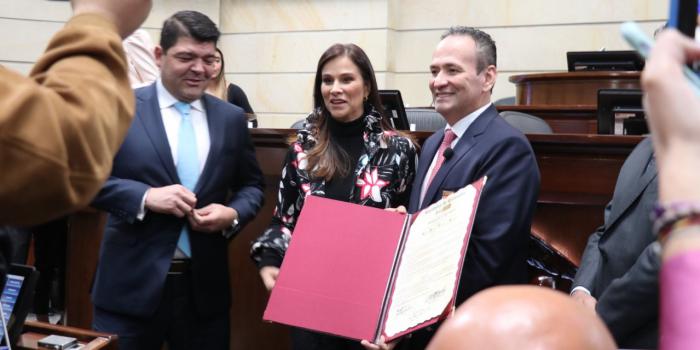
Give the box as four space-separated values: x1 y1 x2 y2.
160 11 220 53
441 26 497 73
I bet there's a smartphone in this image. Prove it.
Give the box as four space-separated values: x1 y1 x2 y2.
668 0 697 38
37 335 78 350
620 21 700 95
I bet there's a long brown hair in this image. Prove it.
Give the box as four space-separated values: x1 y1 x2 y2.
206 48 228 100
305 43 394 181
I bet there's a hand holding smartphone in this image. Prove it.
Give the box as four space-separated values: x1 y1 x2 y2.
621 21 700 96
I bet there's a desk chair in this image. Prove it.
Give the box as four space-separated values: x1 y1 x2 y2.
494 96 516 106
406 108 446 132
290 119 306 130
500 111 553 134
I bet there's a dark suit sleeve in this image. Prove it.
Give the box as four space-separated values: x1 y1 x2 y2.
572 203 611 294
91 176 150 224
572 225 604 294
596 242 660 342
226 117 264 226
459 135 540 299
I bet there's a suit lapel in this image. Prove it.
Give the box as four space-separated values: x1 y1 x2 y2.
138 84 179 184
194 95 224 194
605 139 656 228
422 106 496 208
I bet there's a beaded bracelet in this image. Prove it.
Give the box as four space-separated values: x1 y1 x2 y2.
652 202 700 241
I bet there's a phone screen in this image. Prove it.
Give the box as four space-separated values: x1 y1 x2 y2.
0 274 25 347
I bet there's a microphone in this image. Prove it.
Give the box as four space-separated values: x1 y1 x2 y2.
443 147 454 160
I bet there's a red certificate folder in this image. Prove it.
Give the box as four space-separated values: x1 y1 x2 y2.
263 177 486 343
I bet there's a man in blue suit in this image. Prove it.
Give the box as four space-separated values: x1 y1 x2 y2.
90 11 264 350
398 26 540 350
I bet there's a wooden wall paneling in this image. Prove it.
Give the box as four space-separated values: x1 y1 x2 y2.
228 129 291 349
65 210 105 329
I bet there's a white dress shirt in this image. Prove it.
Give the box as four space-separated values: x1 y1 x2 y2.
156 79 211 171
137 79 211 220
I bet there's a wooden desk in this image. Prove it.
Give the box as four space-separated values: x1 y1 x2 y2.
63 129 643 350
500 71 641 133
509 71 641 105
529 133 642 265
17 321 116 350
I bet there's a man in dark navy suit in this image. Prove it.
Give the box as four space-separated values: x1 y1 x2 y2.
90 11 264 350
397 26 540 350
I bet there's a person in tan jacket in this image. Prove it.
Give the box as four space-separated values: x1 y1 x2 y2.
0 0 152 227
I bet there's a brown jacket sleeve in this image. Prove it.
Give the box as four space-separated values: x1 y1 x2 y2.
0 14 134 226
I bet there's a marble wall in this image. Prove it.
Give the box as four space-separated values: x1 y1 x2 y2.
0 0 668 128
219 0 667 127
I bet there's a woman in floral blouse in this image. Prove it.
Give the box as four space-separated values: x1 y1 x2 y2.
251 43 417 350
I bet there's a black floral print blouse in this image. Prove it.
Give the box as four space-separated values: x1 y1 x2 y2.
250 109 417 268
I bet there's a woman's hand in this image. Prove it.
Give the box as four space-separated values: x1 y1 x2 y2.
259 266 280 292
385 206 407 214
361 336 396 350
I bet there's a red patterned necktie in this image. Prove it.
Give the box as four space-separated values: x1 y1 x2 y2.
424 129 457 195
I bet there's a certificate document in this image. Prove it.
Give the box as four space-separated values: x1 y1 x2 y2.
383 185 477 337
264 177 486 343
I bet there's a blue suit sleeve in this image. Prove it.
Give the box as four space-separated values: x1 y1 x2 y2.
91 176 150 224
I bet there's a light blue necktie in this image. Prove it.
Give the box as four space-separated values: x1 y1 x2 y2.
174 101 198 258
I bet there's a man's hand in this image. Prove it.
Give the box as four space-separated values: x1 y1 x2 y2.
145 185 196 217
259 266 280 292
71 0 152 38
189 204 237 232
571 290 597 312
361 336 396 350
